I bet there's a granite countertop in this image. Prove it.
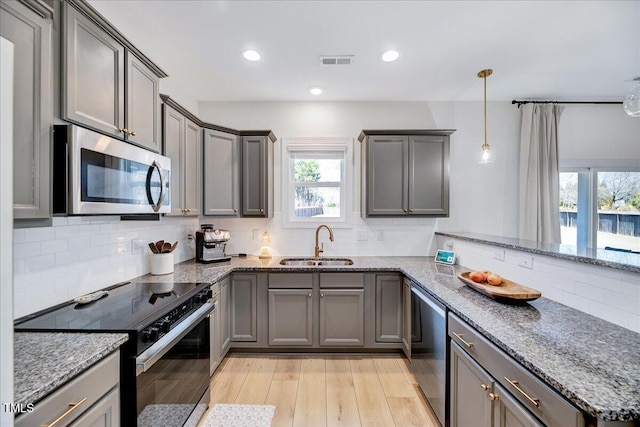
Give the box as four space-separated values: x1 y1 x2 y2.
14 332 128 406
436 231 640 274
143 255 640 422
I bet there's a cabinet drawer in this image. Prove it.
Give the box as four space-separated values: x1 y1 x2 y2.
16 351 119 427
319 273 364 288
448 313 583 427
268 273 312 289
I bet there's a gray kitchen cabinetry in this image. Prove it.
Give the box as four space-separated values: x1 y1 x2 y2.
375 275 402 343
62 1 166 152
203 129 240 216
319 288 365 346
359 130 454 217
449 312 584 427
230 274 258 342
219 277 231 355
268 289 314 346
162 96 200 216
1 0 53 223
402 278 411 358
15 351 120 427
241 132 276 217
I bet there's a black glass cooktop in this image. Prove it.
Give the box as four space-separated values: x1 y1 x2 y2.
15 281 208 332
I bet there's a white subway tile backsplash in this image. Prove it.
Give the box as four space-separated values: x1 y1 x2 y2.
13 228 25 244
23 254 55 273
23 227 56 243
13 242 41 259
41 239 68 255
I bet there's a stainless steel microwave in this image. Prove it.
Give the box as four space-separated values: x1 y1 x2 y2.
53 125 171 215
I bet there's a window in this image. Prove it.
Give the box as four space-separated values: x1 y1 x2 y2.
559 168 640 251
281 138 353 227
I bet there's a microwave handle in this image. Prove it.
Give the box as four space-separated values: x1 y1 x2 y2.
146 160 165 212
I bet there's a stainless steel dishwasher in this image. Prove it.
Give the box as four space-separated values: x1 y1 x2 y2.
411 284 447 427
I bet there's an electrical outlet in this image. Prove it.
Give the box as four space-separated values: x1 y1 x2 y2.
356 230 368 241
131 238 143 255
252 229 259 240
518 256 534 269
378 230 385 241
493 250 505 261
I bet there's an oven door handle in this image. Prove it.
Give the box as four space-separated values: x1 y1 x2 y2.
136 301 213 376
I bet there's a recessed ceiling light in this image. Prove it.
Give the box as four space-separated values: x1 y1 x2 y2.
380 50 400 62
243 50 261 61
309 87 323 95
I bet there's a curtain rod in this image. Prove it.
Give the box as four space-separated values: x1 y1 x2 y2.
512 100 622 108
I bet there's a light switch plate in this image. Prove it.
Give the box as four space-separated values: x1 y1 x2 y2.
356 230 368 241
378 230 385 241
518 256 534 269
493 250 505 261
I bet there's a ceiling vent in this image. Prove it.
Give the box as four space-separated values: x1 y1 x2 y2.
320 55 354 66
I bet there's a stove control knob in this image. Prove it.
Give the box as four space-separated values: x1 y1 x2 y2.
148 327 160 342
158 320 171 333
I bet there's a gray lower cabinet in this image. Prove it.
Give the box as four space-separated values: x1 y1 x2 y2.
450 341 494 427
241 135 273 217
230 274 258 342
402 279 411 358
359 130 453 217
203 129 240 216
220 277 231 354
15 351 120 427
268 289 313 346
449 312 584 427
62 2 163 152
375 275 402 343
1 0 53 222
319 289 364 346
163 103 200 216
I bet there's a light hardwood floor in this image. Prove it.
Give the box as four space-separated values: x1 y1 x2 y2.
202 354 440 427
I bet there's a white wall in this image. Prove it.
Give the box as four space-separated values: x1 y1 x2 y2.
438 235 640 333
198 100 522 256
13 216 198 318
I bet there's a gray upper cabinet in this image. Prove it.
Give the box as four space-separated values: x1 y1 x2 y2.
375 275 402 343
360 130 454 217
125 52 161 152
203 129 239 216
1 0 53 222
241 133 274 217
162 99 200 216
62 1 165 152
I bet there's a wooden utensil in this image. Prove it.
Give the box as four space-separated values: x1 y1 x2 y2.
162 242 172 253
148 242 159 254
170 242 179 252
155 240 164 253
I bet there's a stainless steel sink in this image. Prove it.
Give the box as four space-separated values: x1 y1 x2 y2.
279 258 354 266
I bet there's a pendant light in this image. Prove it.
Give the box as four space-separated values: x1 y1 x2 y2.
477 69 496 164
623 77 640 117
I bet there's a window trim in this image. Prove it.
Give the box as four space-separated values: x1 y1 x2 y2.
281 137 354 228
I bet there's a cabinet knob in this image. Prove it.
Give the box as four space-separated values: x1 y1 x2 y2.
260 208 264 213
181 208 186 213
320 293 324 298
403 208 407 213
409 208 414 212
119 128 128 134
233 208 238 213
308 293 312 298
481 384 490 391
186 208 191 213
489 393 499 401
129 130 137 136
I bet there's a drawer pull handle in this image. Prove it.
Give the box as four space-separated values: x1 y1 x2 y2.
129 130 137 136
481 384 490 391
504 377 540 407
41 397 87 427
452 332 473 348
489 392 499 401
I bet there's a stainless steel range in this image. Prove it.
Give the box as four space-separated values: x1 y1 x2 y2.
15 281 214 427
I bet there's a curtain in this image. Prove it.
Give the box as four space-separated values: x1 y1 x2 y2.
518 104 564 243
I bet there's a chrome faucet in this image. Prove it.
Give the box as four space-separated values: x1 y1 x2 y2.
314 224 334 258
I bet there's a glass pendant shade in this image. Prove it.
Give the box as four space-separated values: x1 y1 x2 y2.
477 69 495 164
623 82 640 117
477 143 496 164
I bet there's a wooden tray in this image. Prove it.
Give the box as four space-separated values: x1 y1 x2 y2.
457 272 541 303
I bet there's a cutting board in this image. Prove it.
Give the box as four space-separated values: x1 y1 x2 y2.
457 272 541 302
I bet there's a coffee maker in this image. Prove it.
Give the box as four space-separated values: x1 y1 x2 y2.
195 224 231 263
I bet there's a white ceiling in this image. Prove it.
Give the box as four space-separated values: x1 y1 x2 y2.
88 0 640 102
